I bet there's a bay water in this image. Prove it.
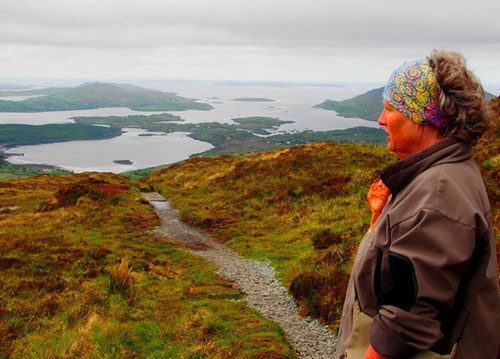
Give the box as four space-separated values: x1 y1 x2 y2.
2 82 380 173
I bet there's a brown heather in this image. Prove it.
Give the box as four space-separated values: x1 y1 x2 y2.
144 142 397 331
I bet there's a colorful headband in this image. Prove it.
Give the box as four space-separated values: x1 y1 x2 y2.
382 58 447 129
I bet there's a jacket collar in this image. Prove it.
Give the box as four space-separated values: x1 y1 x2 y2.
380 137 473 194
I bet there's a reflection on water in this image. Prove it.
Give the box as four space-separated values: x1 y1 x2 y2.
5 128 213 173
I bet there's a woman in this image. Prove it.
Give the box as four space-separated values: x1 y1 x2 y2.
335 50 500 359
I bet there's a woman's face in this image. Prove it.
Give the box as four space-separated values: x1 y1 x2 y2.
378 101 442 158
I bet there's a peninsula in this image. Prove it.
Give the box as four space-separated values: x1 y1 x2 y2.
315 86 498 122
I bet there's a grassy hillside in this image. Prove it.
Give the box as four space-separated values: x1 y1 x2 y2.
0 173 295 358
144 99 500 330
0 82 213 112
316 87 497 122
144 142 396 330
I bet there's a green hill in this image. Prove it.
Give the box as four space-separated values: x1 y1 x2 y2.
315 87 384 121
0 82 213 112
316 86 498 122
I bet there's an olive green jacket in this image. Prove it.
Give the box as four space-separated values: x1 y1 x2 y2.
335 137 500 359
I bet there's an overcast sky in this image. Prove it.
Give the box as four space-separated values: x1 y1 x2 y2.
1 0 499 89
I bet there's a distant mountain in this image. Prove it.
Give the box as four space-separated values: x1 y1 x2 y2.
0 82 213 112
316 87 497 122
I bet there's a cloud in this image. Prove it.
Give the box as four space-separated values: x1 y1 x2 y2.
0 0 498 83
1 0 499 48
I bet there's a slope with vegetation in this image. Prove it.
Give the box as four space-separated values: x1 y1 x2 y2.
144 142 396 330
144 97 500 330
0 82 213 112
0 173 295 358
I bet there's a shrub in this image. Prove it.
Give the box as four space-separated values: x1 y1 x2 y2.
108 258 135 303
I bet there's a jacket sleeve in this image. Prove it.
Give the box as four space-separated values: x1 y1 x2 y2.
369 208 476 357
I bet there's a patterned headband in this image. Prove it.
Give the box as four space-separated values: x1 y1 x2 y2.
382 58 447 129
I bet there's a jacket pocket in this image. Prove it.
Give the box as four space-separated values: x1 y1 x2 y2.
343 301 457 359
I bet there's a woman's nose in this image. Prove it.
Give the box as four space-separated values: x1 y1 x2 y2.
378 109 387 126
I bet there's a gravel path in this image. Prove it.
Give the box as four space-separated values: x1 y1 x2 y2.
142 192 337 359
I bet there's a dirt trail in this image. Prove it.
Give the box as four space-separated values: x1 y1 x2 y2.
143 192 337 359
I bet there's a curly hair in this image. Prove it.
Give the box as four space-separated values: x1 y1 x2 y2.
428 49 493 145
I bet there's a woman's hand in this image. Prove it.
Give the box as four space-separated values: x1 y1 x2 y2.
367 177 391 229
363 344 391 359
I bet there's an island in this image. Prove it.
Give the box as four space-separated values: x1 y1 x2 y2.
233 97 275 102
72 113 183 127
0 82 213 112
0 123 122 147
74 115 293 146
113 160 134 165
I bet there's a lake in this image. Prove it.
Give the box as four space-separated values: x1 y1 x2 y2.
5 128 213 173
1 82 380 173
